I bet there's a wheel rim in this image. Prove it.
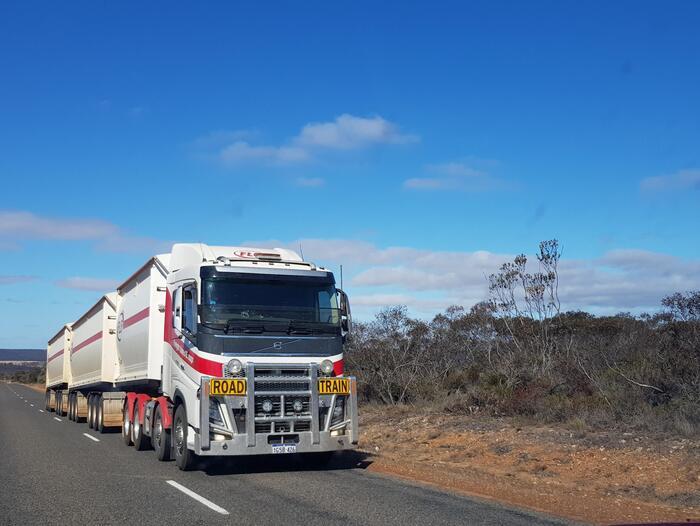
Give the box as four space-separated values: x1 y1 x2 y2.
175 416 185 456
133 408 140 440
122 406 130 437
154 411 162 447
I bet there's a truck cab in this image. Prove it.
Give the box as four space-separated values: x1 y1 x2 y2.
162 244 357 469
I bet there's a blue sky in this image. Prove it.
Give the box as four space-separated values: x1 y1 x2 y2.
1 1 699 348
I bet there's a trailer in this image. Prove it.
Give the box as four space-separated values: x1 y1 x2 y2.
45 324 72 414
46 243 357 470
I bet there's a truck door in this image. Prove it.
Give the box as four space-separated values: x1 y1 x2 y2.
171 283 200 386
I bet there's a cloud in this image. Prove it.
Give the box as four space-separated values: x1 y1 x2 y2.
244 237 700 316
404 162 510 191
0 210 170 254
198 114 417 166
0 275 37 286
640 169 700 192
55 277 121 292
295 114 418 150
294 177 325 187
220 141 310 165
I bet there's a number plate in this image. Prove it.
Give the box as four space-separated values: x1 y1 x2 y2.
271 444 297 454
318 378 350 395
209 378 247 396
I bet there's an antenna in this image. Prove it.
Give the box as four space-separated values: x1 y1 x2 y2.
299 243 304 260
340 264 343 290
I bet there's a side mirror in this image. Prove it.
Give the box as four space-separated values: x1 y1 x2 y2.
337 289 352 335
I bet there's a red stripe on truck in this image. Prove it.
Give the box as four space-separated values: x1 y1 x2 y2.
163 289 223 377
71 331 102 355
47 349 64 362
123 307 149 329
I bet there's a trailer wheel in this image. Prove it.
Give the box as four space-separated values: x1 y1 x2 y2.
152 404 171 461
87 395 94 429
96 396 106 433
173 404 197 471
68 395 74 421
44 391 50 412
122 403 133 446
132 405 150 451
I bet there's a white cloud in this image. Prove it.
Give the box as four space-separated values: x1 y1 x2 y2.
404 162 510 192
295 114 418 150
55 277 121 292
220 141 310 165
243 237 700 317
295 177 325 187
198 114 417 166
0 276 37 286
0 210 170 254
640 169 700 192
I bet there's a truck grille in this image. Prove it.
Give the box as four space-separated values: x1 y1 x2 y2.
252 364 313 435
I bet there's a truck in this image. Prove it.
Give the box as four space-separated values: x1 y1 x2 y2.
45 243 357 470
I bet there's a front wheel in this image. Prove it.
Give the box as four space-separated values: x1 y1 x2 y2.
173 404 197 471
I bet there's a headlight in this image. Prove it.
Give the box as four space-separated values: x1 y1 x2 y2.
209 400 224 425
320 359 334 376
225 358 243 376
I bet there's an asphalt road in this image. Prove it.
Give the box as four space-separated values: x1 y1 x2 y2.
0 383 580 526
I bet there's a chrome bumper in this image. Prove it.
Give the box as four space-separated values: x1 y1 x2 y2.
195 362 359 456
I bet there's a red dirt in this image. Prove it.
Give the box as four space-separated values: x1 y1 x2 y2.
360 406 700 525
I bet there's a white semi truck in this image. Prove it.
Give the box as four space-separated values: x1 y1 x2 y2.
45 243 357 470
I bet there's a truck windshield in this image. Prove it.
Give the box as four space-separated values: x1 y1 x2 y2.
200 277 340 328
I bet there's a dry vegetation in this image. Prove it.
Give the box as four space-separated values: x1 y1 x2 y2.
346 240 700 438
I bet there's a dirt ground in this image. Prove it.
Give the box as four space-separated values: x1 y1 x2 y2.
359 405 700 525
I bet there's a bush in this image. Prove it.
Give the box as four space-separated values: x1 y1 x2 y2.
345 242 700 437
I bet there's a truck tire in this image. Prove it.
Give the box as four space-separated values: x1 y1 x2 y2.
88 395 95 429
152 404 171 461
173 404 197 471
132 405 150 451
96 397 106 434
122 403 133 446
45 391 50 412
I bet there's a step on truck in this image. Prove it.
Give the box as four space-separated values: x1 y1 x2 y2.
45 243 357 470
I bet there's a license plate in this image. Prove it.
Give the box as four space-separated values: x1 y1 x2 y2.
318 378 350 395
271 444 297 454
209 378 247 396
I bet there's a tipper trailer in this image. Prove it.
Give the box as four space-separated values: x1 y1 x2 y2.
46 243 357 470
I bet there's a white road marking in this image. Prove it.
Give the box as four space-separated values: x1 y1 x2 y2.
83 433 100 442
165 480 229 515
30 404 34 407
39 409 44 413
53 417 62 422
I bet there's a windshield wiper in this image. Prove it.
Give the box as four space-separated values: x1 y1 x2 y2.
225 320 264 334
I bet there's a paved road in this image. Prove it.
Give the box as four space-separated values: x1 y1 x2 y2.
0 383 580 526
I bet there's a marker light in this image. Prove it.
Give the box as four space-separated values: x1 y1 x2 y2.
261 399 274 413
225 359 243 376
320 359 334 376
292 399 304 413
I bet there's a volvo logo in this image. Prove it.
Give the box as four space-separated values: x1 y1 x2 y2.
273 341 283 350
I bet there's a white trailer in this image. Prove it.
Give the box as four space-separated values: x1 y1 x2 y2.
46 243 357 471
45 324 72 414
65 293 118 424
